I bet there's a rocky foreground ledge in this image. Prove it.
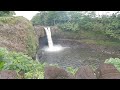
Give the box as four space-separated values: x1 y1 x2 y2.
44 63 120 79
0 63 120 79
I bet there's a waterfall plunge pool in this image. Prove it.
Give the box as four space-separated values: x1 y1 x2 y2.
37 27 120 69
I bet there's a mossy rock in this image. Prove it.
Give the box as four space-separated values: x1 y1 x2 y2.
0 16 38 58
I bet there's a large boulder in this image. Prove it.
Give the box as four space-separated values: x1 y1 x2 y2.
44 66 75 79
95 63 120 79
75 65 96 79
99 73 120 79
0 16 38 58
0 70 18 79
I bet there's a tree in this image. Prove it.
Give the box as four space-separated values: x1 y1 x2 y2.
44 11 58 26
0 11 15 16
31 11 69 26
31 11 120 40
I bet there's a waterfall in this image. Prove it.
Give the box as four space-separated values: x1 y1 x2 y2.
44 27 54 48
43 27 64 52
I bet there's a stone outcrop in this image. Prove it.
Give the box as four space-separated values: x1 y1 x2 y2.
44 66 74 79
44 64 120 79
0 64 120 79
95 63 120 79
0 70 18 79
33 25 61 38
75 65 96 79
34 25 45 39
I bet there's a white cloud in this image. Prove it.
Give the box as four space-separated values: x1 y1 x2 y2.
14 11 39 20
14 11 118 20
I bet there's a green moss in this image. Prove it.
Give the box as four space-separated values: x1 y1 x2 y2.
26 33 38 58
0 16 20 25
22 17 38 58
0 16 38 58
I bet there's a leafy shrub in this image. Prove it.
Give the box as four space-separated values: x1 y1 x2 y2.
66 66 78 75
0 11 15 16
0 47 79 79
0 48 8 70
24 63 46 79
58 22 79 32
0 47 45 79
104 58 120 71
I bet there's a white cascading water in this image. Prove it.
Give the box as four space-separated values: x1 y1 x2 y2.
43 27 63 52
44 27 54 48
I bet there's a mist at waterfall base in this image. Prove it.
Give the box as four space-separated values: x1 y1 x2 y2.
42 45 64 52
43 27 65 52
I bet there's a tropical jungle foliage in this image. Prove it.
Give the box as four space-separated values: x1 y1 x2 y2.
0 47 45 79
31 11 120 40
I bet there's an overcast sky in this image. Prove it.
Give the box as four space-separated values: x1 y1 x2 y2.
15 11 39 20
14 11 117 20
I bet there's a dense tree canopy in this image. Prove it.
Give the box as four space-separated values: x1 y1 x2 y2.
31 11 120 40
31 11 69 26
0 11 15 16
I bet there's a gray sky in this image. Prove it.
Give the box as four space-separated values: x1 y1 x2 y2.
15 11 117 20
15 11 39 20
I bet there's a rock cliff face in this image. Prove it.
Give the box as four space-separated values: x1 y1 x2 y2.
33 25 82 40
33 25 61 39
0 16 38 58
33 25 45 40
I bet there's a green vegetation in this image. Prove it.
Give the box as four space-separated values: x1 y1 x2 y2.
0 11 119 79
58 22 79 32
25 22 38 58
0 16 28 25
105 58 120 72
0 47 77 79
66 66 78 75
0 11 15 16
0 47 45 79
31 11 69 26
31 11 120 40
